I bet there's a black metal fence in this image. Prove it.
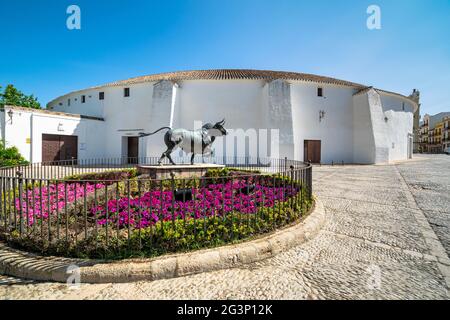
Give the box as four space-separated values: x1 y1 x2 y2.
0 157 313 259
0 156 303 180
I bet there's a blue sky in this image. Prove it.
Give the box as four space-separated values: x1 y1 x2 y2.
0 0 449 115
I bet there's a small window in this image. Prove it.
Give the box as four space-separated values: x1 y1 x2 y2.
317 87 323 97
402 102 405 111
68 98 71 106
59 102 63 106
124 88 130 97
99 92 105 100
81 95 86 103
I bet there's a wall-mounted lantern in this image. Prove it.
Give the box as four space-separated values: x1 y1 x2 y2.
319 110 326 122
7 109 13 124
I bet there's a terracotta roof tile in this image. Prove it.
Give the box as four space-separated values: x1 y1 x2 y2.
47 69 416 107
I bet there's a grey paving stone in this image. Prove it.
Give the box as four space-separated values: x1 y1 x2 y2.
1 154 449 299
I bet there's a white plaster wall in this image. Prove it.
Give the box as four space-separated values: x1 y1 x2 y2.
385 110 413 161
379 93 413 161
143 81 175 159
1 107 105 162
366 90 390 163
380 94 414 113
352 93 376 164
30 115 106 162
260 83 271 159
267 80 294 159
101 83 154 158
44 78 416 164
3 108 32 160
49 89 105 118
352 90 414 163
172 80 266 160
291 82 355 164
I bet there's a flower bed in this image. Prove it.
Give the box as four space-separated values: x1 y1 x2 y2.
3 167 312 260
14 182 105 225
11 169 137 226
90 179 298 229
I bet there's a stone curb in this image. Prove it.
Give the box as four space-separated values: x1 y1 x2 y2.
0 198 325 284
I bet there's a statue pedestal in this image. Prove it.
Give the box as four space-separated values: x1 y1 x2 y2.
137 163 225 179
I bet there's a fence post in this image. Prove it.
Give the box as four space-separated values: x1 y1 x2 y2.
284 157 288 175
170 172 176 248
308 164 312 201
290 165 294 212
16 171 23 236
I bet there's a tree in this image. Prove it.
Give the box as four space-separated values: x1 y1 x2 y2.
0 84 41 109
0 141 29 167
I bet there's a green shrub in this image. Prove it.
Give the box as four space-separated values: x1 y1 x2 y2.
204 167 232 179
205 167 261 178
63 168 138 181
0 141 29 167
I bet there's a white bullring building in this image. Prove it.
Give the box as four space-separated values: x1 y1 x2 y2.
1 69 418 164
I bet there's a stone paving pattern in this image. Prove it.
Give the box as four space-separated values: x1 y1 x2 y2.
1 154 449 299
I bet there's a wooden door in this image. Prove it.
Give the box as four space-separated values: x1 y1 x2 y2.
61 135 78 162
42 134 61 163
304 140 321 164
42 134 78 164
127 137 139 164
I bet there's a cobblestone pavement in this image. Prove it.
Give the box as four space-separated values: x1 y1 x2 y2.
1 155 449 299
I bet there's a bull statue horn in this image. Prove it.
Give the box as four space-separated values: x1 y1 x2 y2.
217 118 225 125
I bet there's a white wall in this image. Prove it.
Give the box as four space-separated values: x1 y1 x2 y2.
48 89 105 118
367 90 390 163
45 78 416 164
379 93 414 161
1 107 105 162
172 80 266 159
291 82 355 164
352 93 376 164
2 108 32 160
267 80 294 159
143 80 174 159
351 90 414 163
30 114 106 162
101 83 154 158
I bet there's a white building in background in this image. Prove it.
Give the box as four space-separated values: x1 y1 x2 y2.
1 69 418 164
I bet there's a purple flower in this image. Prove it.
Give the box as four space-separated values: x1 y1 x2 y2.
13 177 299 229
